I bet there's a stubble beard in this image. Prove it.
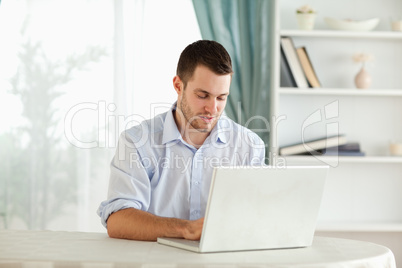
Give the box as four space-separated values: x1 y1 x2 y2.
178 92 220 133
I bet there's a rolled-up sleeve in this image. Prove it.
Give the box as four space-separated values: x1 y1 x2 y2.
97 130 152 228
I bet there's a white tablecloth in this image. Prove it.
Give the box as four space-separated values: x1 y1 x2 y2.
0 230 396 268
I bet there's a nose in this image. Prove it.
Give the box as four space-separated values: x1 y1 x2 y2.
205 98 218 115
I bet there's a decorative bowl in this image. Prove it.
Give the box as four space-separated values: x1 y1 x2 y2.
324 17 380 31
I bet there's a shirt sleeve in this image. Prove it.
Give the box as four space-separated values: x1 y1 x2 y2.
97 130 152 228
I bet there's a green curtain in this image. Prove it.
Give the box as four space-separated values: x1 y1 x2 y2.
192 0 274 147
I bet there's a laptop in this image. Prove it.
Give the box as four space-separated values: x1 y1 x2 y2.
157 165 328 253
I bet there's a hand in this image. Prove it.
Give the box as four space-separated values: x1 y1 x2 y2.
182 217 204 240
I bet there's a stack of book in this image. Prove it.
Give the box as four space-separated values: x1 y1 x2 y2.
279 135 365 156
280 36 321 88
321 142 365 156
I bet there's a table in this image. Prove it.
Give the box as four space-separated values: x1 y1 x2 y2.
0 230 396 268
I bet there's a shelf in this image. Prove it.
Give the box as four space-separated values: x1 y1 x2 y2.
280 155 402 164
280 29 402 40
279 88 402 97
316 222 402 232
275 0 402 245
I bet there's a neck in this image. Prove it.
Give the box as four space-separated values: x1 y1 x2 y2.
173 110 209 149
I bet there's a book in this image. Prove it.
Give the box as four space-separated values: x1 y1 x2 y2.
280 37 309 88
279 135 347 156
323 142 365 156
296 47 321 88
322 150 366 156
280 46 297 87
326 142 361 152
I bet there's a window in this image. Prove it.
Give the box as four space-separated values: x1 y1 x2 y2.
0 0 201 232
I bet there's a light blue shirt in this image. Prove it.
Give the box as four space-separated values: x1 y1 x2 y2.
97 105 265 228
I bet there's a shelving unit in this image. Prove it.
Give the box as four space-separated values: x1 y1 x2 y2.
280 29 402 39
271 0 402 262
283 155 402 164
279 88 402 97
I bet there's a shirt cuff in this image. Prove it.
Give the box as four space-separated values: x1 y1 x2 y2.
97 199 142 228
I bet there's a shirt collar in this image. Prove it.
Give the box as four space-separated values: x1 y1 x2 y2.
162 102 229 145
162 103 182 145
210 115 229 144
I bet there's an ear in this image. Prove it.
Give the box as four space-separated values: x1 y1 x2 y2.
173 75 184 95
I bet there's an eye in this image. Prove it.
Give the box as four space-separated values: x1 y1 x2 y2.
217 96 227 101
197 94 207 99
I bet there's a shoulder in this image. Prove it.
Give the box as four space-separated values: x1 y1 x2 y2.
120 112 167 145
218 116 264 146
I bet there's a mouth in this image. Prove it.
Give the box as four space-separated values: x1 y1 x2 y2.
199 115 214 123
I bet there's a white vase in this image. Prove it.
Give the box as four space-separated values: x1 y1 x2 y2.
354 66 372 89
296 13 316 30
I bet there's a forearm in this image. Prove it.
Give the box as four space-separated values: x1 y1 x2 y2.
106 208 203 241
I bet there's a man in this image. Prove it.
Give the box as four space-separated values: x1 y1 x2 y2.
98 40 265 241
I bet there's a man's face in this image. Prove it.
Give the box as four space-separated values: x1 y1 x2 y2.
175 65 231 133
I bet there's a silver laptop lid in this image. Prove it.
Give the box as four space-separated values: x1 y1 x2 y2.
199 165 328 252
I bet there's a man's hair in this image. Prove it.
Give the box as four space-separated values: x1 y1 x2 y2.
176 40 233 88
